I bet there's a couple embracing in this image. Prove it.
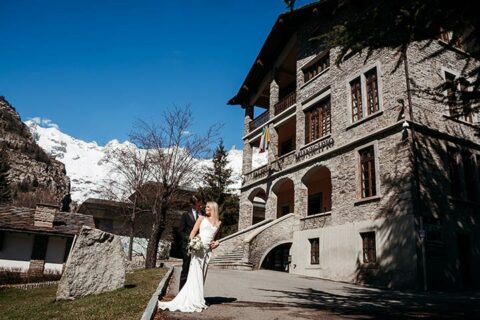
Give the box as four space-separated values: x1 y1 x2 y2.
158 195 221 313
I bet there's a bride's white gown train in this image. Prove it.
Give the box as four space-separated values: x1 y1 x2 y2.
158 218 218 312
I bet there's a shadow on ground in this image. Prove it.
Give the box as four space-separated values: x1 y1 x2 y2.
250 286 480 319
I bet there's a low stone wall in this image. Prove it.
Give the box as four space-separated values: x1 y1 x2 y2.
213 219 273 259
246 214 300 269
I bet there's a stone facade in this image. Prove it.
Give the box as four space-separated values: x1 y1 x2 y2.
230 4 480 290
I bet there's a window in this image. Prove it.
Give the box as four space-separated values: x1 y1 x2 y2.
448 148 479 202
462 151 477 202
365 69 379 114
439 30 466 51
448 148 462 198
361 232 376 263
63 237 73 263
31 235 48 260
444 71 474 123
305 97 331 144
309 238 319 265
308 193 323 216
280 138 294 156
350 78 362 122
350 67 381 122
359 146 377 198
303 52 330 83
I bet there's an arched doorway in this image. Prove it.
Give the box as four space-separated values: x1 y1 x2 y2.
248 188 267 225
261 242 292 272
302 166 332 216
272 178 294 218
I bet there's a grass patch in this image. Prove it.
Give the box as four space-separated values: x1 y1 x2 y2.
0 268 167 320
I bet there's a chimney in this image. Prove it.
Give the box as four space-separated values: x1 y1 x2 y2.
34 203 58 228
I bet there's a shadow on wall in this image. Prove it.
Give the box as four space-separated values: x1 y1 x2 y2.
353 117 480 290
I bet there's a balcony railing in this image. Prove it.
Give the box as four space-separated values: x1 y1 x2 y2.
249 110 270 132
274 91 296 116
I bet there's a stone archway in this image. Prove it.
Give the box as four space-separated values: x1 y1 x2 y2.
248 187 267 225
272 178 295 218
260 242 293 272
302 166 332 216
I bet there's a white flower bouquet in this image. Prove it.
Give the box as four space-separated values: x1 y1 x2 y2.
187 236 205 256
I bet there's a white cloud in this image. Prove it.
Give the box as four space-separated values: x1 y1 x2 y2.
27 117 60 129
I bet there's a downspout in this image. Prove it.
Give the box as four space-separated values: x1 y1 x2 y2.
403 45 428 291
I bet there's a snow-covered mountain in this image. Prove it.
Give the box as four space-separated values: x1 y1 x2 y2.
25 119 245 203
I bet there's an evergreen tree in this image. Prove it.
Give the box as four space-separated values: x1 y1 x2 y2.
0 148 12 204
198 140 239 236
199 140 233 203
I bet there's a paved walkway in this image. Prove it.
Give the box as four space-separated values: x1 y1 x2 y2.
155 268 480 319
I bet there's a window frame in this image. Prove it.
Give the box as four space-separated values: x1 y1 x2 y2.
309 238 320 265
441 67 477 124
360 231 377 264
302 51 330 84
355 141 381 200
347 63 383 124
304 96 331 144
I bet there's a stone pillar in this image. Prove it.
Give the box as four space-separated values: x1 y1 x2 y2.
242 139 252 176
34 204 57 228
269 76 280 116
239 192 253 230
28 259 45 277
242 106 254 175
243 105 254 136
268 77 280 163
296 104 306 151
268 125 279 164
266 190 278 220
295 182 308 217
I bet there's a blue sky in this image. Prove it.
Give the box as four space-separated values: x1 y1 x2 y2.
0 0 311 150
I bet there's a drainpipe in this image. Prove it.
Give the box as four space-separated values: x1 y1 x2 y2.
403 45 428 291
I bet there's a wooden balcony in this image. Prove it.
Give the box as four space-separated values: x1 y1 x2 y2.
249 110 270 132
274 91 296 116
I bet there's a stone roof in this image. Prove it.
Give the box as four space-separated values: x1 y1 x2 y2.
0 206 95 236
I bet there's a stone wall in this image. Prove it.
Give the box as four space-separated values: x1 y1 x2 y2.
246 214 299 269
212 219 273 260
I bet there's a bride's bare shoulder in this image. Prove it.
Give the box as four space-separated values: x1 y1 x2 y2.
216 221 222 228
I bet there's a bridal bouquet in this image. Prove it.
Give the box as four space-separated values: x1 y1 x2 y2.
187 236 205 256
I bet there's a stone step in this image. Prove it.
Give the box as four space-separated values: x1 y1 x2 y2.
209 262 253 271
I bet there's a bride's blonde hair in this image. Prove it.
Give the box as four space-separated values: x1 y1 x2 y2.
206 201 219 224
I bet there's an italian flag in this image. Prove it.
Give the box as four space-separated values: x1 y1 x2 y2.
259 127 270 153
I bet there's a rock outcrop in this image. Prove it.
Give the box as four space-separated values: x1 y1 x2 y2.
0 96 69 201
56 226 126 300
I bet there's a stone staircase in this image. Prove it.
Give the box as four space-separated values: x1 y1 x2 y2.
209 246 253 271
208 215 299 271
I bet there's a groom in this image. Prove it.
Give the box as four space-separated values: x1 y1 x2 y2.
178 195 203 290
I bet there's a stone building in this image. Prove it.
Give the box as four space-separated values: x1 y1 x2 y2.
212 1 480 290
76 187 196 260
0 204 94 277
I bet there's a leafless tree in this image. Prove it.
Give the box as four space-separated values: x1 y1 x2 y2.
131 105 220 268
103 142 152 261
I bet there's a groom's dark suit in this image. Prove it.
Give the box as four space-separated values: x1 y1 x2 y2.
178 208 200 290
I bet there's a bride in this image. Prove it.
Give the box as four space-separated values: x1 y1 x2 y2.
158 201 221 313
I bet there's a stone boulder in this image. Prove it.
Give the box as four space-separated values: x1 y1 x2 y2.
56 226 126 300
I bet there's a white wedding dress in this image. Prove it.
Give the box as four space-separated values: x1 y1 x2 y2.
158 217 218 312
